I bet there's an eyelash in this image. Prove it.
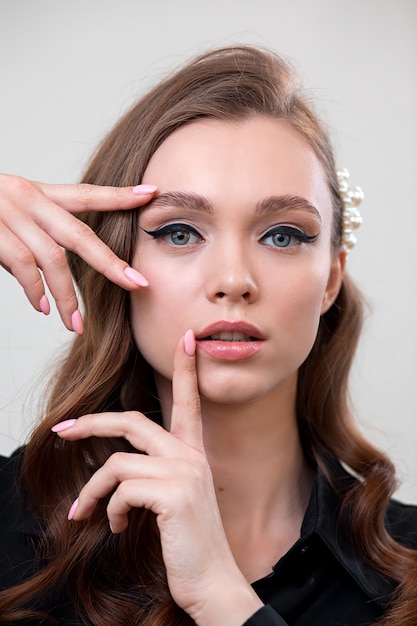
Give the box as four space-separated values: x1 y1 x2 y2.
261 226 318 248
141 223 202 246
140 223 318 249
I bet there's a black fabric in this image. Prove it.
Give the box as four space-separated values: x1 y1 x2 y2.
0 449 416 626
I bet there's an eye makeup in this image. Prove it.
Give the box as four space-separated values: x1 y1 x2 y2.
140 223 203 246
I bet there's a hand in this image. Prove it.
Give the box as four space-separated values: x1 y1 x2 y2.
52 331 264 626
0 173 157 332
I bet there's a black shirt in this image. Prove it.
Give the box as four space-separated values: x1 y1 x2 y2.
0 449 416 625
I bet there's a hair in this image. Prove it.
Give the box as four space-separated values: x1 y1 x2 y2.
1 45 416 625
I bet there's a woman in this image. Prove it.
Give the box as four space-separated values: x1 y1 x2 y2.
0 46 416 626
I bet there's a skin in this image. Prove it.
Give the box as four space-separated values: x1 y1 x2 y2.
2 116 346 625
132 117 342 409
52 117 346 625
0 174 156 330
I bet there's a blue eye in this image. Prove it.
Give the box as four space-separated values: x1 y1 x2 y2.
167 228 195 245
141 223 202 246
262 226 318 248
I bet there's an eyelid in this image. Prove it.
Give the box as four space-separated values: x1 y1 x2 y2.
261 225 319 243
140 222 203 239
139 222 205 249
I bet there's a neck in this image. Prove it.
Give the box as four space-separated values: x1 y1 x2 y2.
205 385 311 526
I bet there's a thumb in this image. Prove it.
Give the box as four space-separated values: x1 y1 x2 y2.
170 330 203 452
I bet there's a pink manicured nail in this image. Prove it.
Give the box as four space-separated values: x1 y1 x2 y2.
184 329 196 357
71 309 84 335
39 294 50 316
68 498 79 521
51 419 77 433
123 266 149 287
132 184 157 195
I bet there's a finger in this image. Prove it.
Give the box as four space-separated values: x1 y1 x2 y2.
107 478 167 533
69 453 181 523
170 330 203 452
51 412 189 459
2 205 82 328
33 181 157 213
3 199 147 327
1 176 152 301
17 222 80 328
23 196 149 291
0 223 49 314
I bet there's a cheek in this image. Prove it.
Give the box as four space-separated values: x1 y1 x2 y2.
269 258 330 317
129 263 191 381
130 294 174 381
271 264 330 350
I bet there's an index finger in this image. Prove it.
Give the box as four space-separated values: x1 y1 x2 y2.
33 182 158 213
170 330 204 452
28 193 152 293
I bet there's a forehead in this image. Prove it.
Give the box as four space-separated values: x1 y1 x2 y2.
142 116 332 219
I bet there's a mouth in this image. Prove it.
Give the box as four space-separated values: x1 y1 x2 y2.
195 323 264 361
202 331 259 342
196 321 265 343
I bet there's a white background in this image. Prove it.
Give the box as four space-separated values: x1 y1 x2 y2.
0 0 416 502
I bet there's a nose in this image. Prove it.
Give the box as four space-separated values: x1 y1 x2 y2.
204 244 259 304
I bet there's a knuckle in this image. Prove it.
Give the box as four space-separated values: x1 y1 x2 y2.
186 395 201 415
117 411 139 437
102 249 122 273
111 186 125 208
13 244 35 269
115 480 131 502
2 175 37 199
46 244 67 270
24 274 44 297
107 451 126 469
70 219 96 249
76 183 95 208
54 291 78 312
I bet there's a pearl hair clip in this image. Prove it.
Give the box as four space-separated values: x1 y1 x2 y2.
337 168 364 250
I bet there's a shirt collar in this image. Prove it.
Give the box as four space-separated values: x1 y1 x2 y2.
300 463 397 607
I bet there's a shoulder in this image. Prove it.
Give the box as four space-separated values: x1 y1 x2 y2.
0 447 24 508
0 447 42 536
0 446 29 533
385 497 417 549
0 447 42 590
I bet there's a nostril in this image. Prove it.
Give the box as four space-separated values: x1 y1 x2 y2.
215 290 252 300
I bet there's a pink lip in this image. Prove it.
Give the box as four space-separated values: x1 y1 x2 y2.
196 321 265 361
196 321 265 340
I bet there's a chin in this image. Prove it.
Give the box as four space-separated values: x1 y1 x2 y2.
195 358 300 407
197 375 280 407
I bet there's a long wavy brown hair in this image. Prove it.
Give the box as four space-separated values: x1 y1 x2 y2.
1 45 416 625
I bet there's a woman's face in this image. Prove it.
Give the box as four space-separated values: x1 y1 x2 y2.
131 117 344 406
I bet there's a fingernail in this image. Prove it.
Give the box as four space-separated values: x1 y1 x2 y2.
71 309 84 335
68 498 79 521
39 294 50 316
124 266 149 287
51 419 77 433
132 184 157 195
184 329 196 357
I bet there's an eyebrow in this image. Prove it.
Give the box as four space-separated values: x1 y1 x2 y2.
256 194 321 220
143 191 212 214
142 190 321 221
